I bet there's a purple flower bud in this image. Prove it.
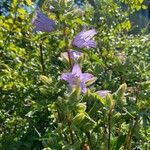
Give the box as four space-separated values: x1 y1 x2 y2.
73 29 97 48
32 9 55 32
62 50 83 62
96 90 111 97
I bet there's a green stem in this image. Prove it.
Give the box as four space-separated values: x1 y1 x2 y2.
39 42 45 73
124 117 139 150
86 131 92 150
67 113 74 144
63 19 72 70
67 50 72 70
108 108 113 150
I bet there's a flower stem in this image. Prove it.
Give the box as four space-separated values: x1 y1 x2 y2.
86 131 92 149
108 108 113 150
67 50 72 70
39 42 45 73
67 113 74 144
123 116 139 150
63 20 72 70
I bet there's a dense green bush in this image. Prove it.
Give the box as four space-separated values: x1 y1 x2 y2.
0 0 150 149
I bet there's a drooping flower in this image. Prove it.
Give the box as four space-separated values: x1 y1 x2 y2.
61 64 96 93
96 90 111 97
32 9 55 32
72 29 97 48
62 50 83 62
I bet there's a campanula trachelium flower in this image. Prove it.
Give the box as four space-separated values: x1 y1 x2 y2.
73 29 97 48
32 9 55 32
61 64 96 93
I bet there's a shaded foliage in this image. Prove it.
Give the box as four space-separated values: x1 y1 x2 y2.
0 0 150 150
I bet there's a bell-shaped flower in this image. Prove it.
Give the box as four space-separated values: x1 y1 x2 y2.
72 29 97 48
32 9 55 32
96 90 111 97
61 50 83 62
61 64 96 93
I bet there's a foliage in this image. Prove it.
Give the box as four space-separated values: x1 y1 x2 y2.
0 0 150 150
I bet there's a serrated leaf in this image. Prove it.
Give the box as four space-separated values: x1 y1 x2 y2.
115 83 127 98
106 93 115 107
113 83 127 108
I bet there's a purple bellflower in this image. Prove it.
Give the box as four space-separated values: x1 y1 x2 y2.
61 64 96 93
32 9 55 32
96 90 111 97
73 29 97 48
62 50 83 62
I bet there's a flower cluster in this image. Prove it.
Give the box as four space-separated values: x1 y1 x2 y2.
32 9 110 96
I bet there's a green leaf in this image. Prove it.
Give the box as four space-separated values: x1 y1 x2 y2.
114 135 126 150
113 83 127 107
72 112 86 126
39 75 52 85
106 93 115 108
88 91 107 106
86 77 97 86
25 0 32 6
142 5 148 10
76 103 86 113
115 83 127 98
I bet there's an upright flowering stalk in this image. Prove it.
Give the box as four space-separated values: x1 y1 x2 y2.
61 64 97 93
72 29 97 48
32 9 55 32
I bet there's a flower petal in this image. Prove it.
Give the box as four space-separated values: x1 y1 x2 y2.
73 38 85 48
61 73 73 83
96 90 111 97
81 29 97 40
73 29 97 48
62 50 82 61
32 9 55 32
72 64 82 76
86 40 97 48
71 50 82 59
81 73 94 83
80 82 87 93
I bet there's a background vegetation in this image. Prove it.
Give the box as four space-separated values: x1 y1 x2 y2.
0 0 150 149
